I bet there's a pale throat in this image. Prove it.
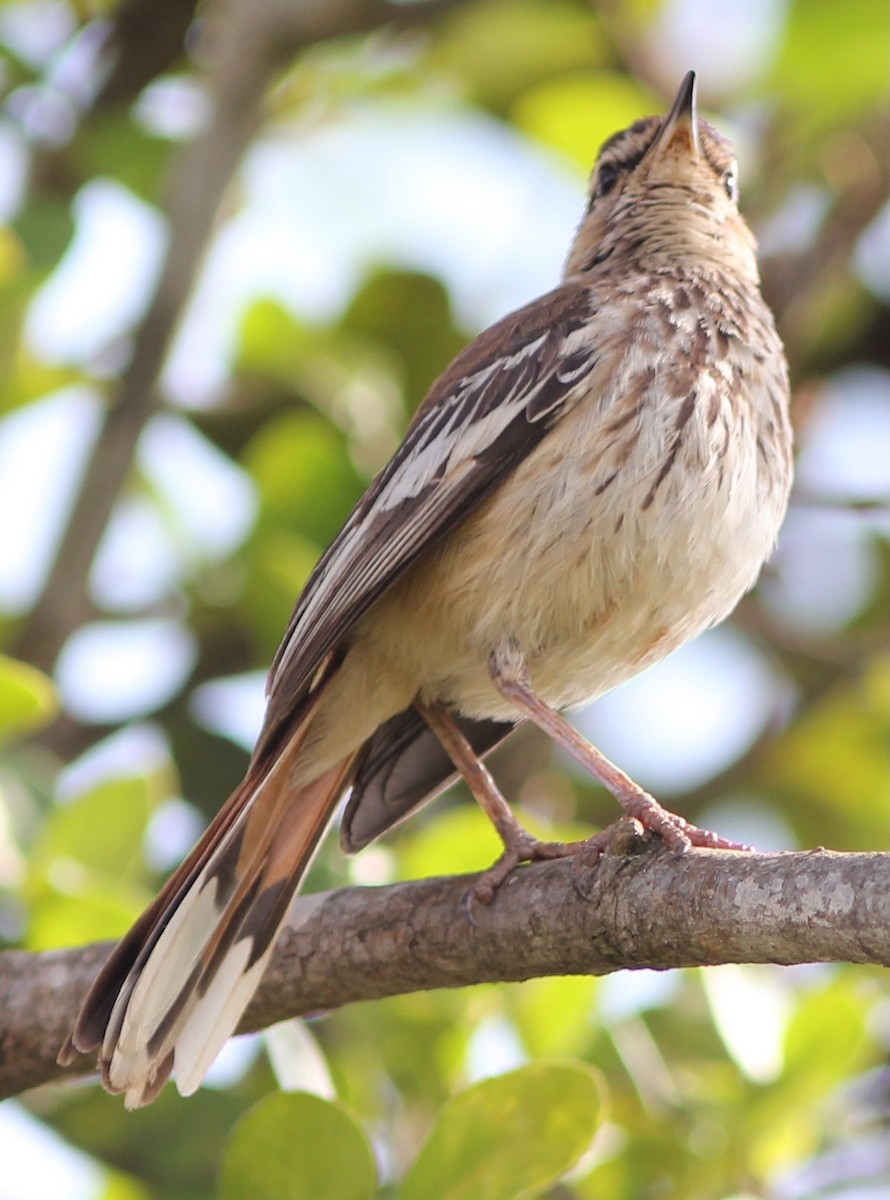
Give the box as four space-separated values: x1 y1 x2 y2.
614 206 758 281
564 201 758 284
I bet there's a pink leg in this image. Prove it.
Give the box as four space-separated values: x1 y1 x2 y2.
488 644 752 855
416 699 575 904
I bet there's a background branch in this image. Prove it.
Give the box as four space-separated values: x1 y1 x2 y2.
3 842 888 1101
12 0 465 676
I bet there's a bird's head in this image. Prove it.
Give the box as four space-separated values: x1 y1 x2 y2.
564 71 759 282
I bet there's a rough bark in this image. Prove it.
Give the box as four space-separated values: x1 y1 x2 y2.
2 840 887 1101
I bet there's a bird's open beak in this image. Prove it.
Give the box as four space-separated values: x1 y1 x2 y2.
651 70 701 160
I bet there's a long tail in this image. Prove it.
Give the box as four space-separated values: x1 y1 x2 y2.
60 689 357 1108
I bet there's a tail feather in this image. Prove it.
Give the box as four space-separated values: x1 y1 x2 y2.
93 766 287 1093
151 757 356 1103
107 749 355 1108
62 770 260 1059
61 666 360 1108
174 939 262 1097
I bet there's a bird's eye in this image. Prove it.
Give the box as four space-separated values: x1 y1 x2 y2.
594 162 621 199
724 168 738 203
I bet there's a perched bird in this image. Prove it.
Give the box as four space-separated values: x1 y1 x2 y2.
61 71 792 1106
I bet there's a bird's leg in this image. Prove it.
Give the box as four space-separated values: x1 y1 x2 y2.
488 642 752 855
415 698 574 904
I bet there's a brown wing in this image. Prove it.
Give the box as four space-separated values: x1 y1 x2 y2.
257 281 598 754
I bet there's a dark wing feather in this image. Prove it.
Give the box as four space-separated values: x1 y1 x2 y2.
256 280 597 753
341 708 517 852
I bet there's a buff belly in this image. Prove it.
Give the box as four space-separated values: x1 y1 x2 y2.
363 373 786 723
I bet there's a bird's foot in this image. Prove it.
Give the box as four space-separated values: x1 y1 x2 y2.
469 827 574 913
467 795 752 919
565 805 753 900
618 791 753 853
486 653 753 857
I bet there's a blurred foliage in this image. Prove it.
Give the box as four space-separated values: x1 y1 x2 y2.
0 0 888 1198
399 1061 602 1200
220 1092 377 1200
0 654 57 738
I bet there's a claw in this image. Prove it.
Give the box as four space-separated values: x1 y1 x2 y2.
621 793 754 854
467 831 574 917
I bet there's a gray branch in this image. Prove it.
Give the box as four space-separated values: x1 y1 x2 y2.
2 840 887 1101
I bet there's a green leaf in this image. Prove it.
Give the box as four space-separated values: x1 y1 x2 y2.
244 411 363 548
97 1170 153 1200
434 0 605 113
25 773 161 946
760 657 889 850
237 299 314 378
783 975 871 1091
399 1062 602 1200
26 880 147 951
77 115 170 202
0 226 25 287
341 270 467 411
239 527 324 658
397 805 505 881
0 654 59 738
30 775 156 879
397 804 589 883
772 0 889 126
220 1092 377 1200
513 72 658 171
508 977 600 1059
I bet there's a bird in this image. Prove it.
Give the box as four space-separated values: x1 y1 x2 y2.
60 70 793 1107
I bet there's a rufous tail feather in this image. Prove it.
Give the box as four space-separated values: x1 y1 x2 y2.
60 685 358 1108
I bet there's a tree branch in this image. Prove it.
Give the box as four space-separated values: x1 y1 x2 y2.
3 841 888 1100
14 0 467 674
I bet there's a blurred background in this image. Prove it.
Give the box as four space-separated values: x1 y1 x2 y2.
0 0 887 1196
